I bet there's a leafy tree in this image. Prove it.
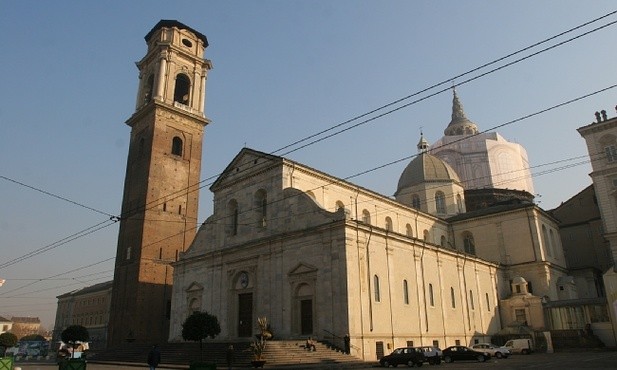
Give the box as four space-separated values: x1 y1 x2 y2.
20 334 46 341
61 325 89 358
181 311 221 360
0 332 18 357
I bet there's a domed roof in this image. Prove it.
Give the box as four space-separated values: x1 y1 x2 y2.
444 89 479 136
396 151 461 193
512 276 527 284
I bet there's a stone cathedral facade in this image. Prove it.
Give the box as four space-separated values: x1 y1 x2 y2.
169 112 570 360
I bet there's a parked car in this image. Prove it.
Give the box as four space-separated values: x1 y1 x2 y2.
504 338 533 354
418 346 442 364
471 343 511 358
442 346 490 363
379 347 425 367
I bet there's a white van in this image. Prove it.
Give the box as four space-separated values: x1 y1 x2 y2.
504 338 533 354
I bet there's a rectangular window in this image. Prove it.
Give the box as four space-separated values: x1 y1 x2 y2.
374 275 381 302
432 340 439 348
455 339 461 345
429 284 435 306
515 308 527 323
406 340 414 347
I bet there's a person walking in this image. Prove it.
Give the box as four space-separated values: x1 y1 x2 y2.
147 344 161 370
226 344 234 370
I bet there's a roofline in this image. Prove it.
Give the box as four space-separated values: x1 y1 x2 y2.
145 20 208 47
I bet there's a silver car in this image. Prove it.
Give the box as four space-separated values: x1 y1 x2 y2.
419 346 443 364
471 343 511 358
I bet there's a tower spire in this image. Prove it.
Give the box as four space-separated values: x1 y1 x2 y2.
417 130 429 153
444 88 478 136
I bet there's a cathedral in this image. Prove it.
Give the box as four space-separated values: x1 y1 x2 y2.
106 20 610 358
168 88 570 359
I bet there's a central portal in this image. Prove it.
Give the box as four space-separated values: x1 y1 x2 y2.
300 299 313 335
238 293 253 337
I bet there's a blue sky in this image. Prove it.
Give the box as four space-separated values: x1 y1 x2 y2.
1 1 616 329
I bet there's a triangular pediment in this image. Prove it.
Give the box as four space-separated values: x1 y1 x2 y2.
210 147 282 191
288 262 318 276
186 281 204 292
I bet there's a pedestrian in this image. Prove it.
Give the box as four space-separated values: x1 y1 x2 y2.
226 344 234 370
344 334 350 354
306 337 316 351
147 344 161 370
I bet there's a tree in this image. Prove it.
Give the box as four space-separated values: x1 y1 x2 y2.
0 332 18 357
181 311 221 360
20 334 45 341
61 325 89 358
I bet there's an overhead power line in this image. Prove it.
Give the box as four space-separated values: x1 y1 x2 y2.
2 10 615 275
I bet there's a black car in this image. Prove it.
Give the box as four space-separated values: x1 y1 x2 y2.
442 345 490 363
379 347 425 367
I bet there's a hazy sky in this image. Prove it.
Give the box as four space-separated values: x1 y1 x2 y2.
1 1 616 330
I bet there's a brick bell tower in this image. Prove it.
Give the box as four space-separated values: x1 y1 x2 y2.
108 20 212 346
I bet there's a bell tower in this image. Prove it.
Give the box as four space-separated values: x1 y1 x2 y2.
108 20 212 346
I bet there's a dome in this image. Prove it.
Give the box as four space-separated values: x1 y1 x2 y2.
512 276 527 284
444 89 479 136
396 152 461 194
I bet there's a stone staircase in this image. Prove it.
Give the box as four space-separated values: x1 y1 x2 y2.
259 340 362 366
90 339 364 368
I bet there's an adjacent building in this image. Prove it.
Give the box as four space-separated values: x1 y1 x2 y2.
53 281 112 350
0 316 12 335
9 317 40 340
577 108 617 345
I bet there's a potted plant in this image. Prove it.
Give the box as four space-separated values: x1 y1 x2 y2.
256 317 272 340
249 337 267 368
0 332 17 370
181 311 221 370
59 325 89 370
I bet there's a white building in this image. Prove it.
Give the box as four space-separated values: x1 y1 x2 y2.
169 139 569 359
431 90 534 195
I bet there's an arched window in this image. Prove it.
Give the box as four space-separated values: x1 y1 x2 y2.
335 201 345 212
440 235 446 247
469 290 475 310
451 287 456 308
541 224 550 256
174 73 191 104
412 194 421 209
456 194 463 213
463 232 476 255
362 209 371 224
435 191 446 214
172 136 183 156
406 224 413 238
403 280 409 304
549 229 557 257
428 283 434 306
385 217 393 231
423 229 429 242
374 275 380 302
254 190 267 228
227 199 239 236
144 74 154 103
